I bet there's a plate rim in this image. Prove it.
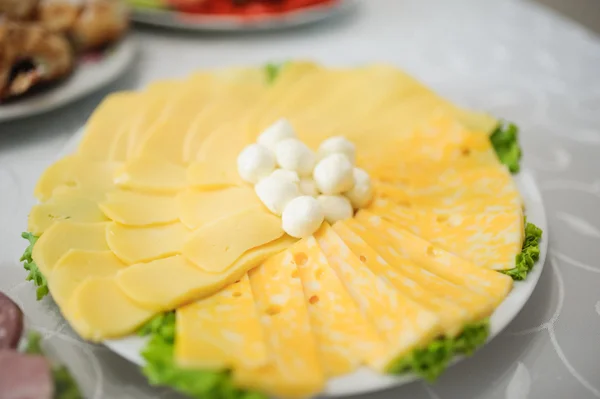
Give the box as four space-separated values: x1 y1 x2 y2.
0 36 136 123
129 0 356 32
61 127 548 397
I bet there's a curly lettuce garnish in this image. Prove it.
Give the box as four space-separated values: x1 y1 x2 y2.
20 232 48 300
265 62 286 84
140 313 266 399
500 220 543 281
387 319 489 381
490 122 522 173
25 331 83 399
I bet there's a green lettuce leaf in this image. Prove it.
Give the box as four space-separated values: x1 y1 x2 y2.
500 220 543 281
490 122 522 173
24 331 83 399
140 313 266 399
387 319 489 382
20 232 49 300
264 62 286 84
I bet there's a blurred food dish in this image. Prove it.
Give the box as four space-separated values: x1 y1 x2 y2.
0 0 129 105
127 0 353 31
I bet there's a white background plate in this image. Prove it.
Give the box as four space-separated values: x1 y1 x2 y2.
61 127 548 397
0 37 136 123
130 0 355 32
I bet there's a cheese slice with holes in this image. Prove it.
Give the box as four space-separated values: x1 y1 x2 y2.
32 221 109 277
28 191 107 235
291 236 389 374
355 211 512 305
77 92 139 160
117 235 297 312
106 222 189 264
175 275 267 370
66 276 155 342
314 224 442 360
177 187 263 229
235 250 325 399
342 218 495 322
332 222 470 337
34 156 120 201
99 191 179 226
49 250 126 310
370 206 524 270
114 157 188 194
183 209 284 273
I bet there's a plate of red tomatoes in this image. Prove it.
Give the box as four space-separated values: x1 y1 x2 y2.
128 0 354 31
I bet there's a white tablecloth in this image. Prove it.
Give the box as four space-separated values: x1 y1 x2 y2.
1 0 600 398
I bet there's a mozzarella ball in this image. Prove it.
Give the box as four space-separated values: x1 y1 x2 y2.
270 169 300 183
237 144 276 184
275 138 316 177
313 153 355 195
317 195 353 224
345 167 374 208
255 174 300 216
318 136 356 164
299 178 319 197
282 196 325 238
257 118 296 152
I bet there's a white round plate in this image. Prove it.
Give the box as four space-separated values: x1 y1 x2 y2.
130 0 355 32
0 37 136 123
61 128 548 397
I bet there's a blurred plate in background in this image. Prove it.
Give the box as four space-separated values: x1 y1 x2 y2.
0 37 136 123
129 0 355 31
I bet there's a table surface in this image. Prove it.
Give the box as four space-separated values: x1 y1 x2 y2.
1 0 599 398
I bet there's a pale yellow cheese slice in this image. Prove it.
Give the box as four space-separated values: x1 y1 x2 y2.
371 206 524 270
182 209 283 273
235 250 325 399
177 187 263 229
34 155 120 202
332 222 470 337
32 221 109 277
186 159 245 190
48 250 126 310
77 92 139 160
355 211 512 305
175 275 268 370
314 224 442 360
114 157 188 194
67 276 155 341
291 236 389 374
342 219 496 323
106 222 190 264
28 191 107 235
99 190 179 226
117 235 297 312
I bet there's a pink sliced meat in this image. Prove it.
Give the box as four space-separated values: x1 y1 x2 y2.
0 350 54 399
0 292 24 350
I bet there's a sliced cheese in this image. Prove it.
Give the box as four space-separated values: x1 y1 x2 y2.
186 160 244 190
28 191 107 235
67 276 155 341
355 211 512 305
182 209 283 273
114 157 188 194
342 218 495 322
291 236 389 374
106 222 189 264
117 235 297 311
177 187 263 229
314 224 441 361
32 221 109 277
371 206 524 270
49 250 126 309
235 250 325 399
77 92 139 160
99 190 179 226
175 275 267 370
34 155 120 201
